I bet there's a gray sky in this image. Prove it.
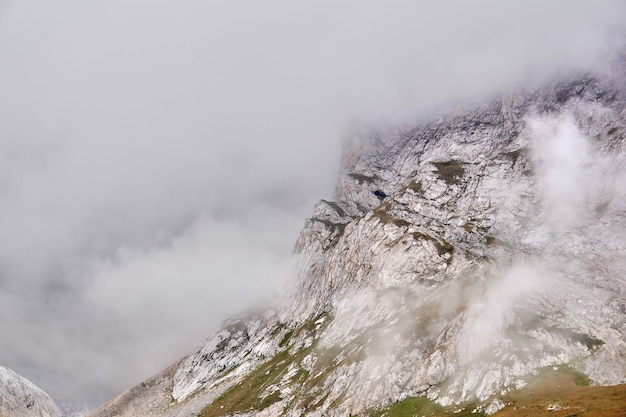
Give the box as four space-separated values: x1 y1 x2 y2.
0 0 625 412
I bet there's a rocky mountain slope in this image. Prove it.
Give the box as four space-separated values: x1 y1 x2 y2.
0 366 62 417
88 64 626 417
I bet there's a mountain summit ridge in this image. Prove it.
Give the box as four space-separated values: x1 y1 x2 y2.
87 67 626 417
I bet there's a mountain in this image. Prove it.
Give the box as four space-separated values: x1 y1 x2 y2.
87 63 626 416
0 366 62 417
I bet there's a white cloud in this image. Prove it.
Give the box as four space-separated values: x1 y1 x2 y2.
0 0 624 410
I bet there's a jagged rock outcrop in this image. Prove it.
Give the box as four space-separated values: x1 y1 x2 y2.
88 63 626 417
0 366 62 417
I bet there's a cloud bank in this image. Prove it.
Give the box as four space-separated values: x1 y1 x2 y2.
0 0 625 411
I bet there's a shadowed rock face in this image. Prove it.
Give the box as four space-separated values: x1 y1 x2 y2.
88 65 626 417
0 366 62 417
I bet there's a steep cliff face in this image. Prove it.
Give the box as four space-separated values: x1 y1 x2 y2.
0 366 62 417
88 68 626 417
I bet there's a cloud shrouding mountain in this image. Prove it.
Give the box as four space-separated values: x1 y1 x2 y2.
0 0 624 411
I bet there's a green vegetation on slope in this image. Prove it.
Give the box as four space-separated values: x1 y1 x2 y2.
197 306 623 417
368 396 445 417
198 347 308 417
366 396 485 417
408 180 422 193
363 365 626 417
491 366 626 417
198 313 332 417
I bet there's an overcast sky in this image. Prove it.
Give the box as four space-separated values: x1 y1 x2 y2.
0 0 625 413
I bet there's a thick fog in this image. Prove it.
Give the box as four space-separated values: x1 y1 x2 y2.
0 0 625 412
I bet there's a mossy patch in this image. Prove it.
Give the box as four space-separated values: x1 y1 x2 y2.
368 396 444 417
279 330 294 348
433 160 465 185
554 364 592 386
367 396 485 417
291 367 310 383
373 202 411 228
408 180 422 192
259 390 282 409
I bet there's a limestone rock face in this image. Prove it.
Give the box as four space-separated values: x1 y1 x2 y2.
0 366 62 417
88 67 626 417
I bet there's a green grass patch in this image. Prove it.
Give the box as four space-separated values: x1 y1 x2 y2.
198 348 301 417
491 366 626 417
197 340 323 417
259 390 282 409
367 397 486 417
291 367 310 383
279 330 294 348
408 180 422 192
369 396 444 417
555 364 592 386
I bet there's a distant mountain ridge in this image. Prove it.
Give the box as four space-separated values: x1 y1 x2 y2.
86 62 626 416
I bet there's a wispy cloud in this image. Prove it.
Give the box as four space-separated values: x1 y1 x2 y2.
0 0 624 410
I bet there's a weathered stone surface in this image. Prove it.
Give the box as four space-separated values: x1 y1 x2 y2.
88 64 626 417
0 366 62 417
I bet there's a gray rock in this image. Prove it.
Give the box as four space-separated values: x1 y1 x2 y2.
88 64 626 416
0 366 62 417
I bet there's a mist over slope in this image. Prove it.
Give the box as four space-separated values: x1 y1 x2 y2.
1 1 626 413
88 54 626 417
